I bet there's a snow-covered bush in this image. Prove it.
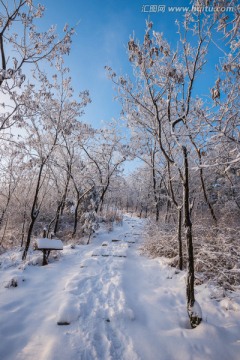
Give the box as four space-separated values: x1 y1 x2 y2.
142 215 240 291
141 218 180 261
79 188 100 243
4 275 25 288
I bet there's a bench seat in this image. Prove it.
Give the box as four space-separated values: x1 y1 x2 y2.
36 238 63 250
35 238 63 265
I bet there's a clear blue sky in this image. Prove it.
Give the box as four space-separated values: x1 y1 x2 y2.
41 0 223 128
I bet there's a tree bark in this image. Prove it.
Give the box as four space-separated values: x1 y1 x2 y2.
72 195 80 237
198 156 217 225
151 150 160 222
165 199 171 223
177 207 183 270
20 209 27 247
99 182 109 213
0 216 8 246
72 186 94 237
22 164 44 260
53 201 63 235
53 172 71 235
182 146 201 328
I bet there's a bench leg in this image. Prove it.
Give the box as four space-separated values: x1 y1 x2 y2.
42 250 48 266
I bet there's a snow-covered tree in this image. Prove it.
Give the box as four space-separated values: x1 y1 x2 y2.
21 63 90 259
0 0 74 133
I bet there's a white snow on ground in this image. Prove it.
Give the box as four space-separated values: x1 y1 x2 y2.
0 214 240 360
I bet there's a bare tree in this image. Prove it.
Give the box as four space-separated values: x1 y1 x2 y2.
21 65 90 259
82 123 127 213
106 13 221 326
0 0 74 134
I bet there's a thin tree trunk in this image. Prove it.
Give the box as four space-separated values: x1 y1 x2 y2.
165 199 171 223
53 173 71 235
156 204 159 222
22 215 37 260
72 196 80 237
20 209 27 247
99 184 109 213
199 163 217 225
183 146 201 328
22 164 44 260
151 151 160 222
53 201 63 235
177 207 183 270
0 196 11 231
191 141 217 225
86 233 91 245
72 186 94 237
166 162 183 269
60 172 71 216
0 216 8 246
47 213 57 238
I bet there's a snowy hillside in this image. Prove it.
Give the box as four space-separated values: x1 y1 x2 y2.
0 215 240 360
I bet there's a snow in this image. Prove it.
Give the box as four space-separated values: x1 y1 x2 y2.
36 238 63 250
57 295 80 325
4 275 25 288
0 214 240 360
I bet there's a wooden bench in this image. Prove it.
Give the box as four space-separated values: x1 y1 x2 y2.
35 238 63 265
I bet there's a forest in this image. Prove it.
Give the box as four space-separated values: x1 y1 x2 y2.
0 0 239 337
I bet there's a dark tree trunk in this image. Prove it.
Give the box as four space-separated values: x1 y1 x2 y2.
53 201 62 235
0 196 11 231
151 152 160 222
60 172 71 216
166 162 183 269
72 196 80 237
156 205 159 222
86 233 91 245
199 161 217 225
182 146 202 328
53 173 71 235
99 183 109 213
177 207 183 270
47 214 57 238
22 164 44 261
72 186 94 237
20 208 27 248
165 199 171 223
22 213 37 261
0 216 8 246
191 142 217 225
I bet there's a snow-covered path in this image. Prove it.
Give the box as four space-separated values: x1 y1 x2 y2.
0 215 240 360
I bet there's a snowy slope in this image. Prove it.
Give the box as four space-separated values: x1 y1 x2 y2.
0 215 240 360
